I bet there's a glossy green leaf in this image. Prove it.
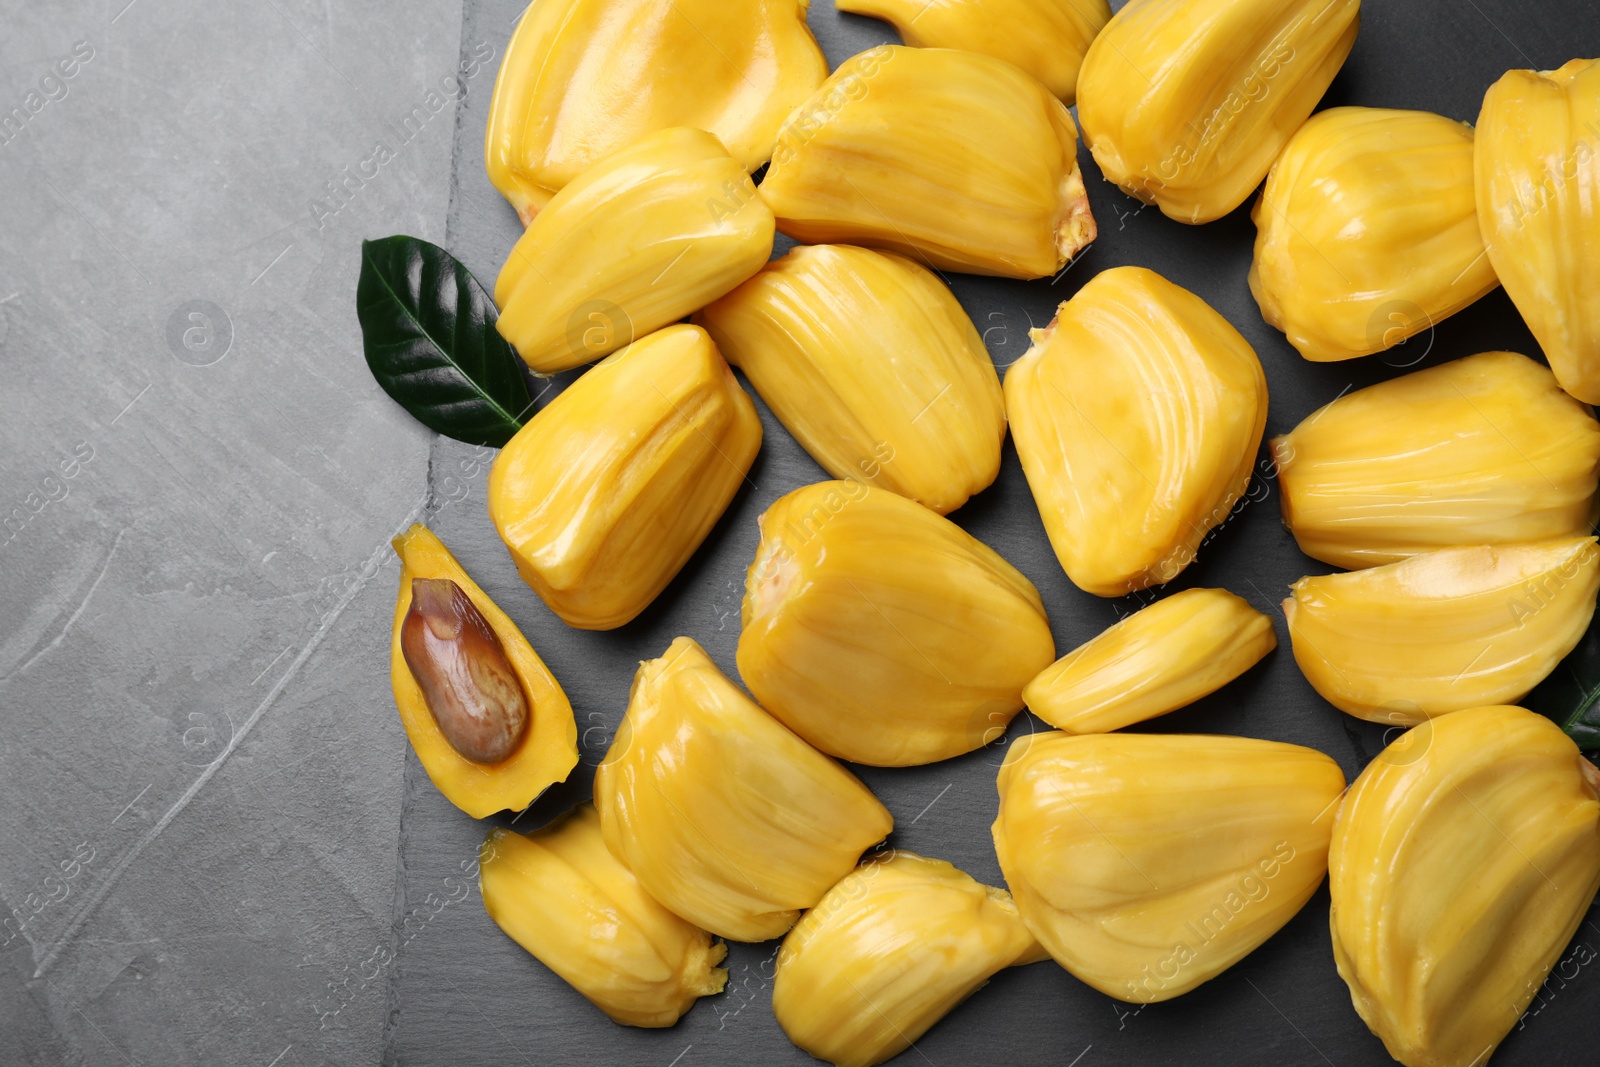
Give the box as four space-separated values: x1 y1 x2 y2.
1524 618 1600 751
358 235 532 447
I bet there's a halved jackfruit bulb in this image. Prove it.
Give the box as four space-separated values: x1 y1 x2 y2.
1274 350 1600 569
1477 59 1600 404
1251 107 1499 362
486 0 826 222
759 46 1096 279
1077 0 1360 225
494 127 775 374
771 851 1045 1067
994 731 1346 1002
487 325 762 630
480 806 727 1028
694 244 1005 514
833 0 1111 103
594 638 893 942
1025 588 1276 734
390 524 577 818
1005 266 1269 596
1287 538 1600 724
738 481 1056 766
1330 706 1600 1067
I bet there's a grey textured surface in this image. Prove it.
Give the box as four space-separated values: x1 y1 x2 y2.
0 1 461 1063
5 1 1600 1066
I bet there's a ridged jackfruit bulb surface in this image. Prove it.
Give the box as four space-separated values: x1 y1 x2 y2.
494 127 775 374
1330 706 1600 1067
488 325 762 630
1005 266 1269 596
759 46 1096 279
594 638 893 943
832 0 1111 103
1076 0 1360 224
485 0 826 222
695 244 1005 514
1251 107 1499 362
771 851 1044 1067
738 481 1056 766
994 730 1346 1002
1476 59 1600 404
479 806 727 1028
1286 539 1600 724
1273 350 1600 569
1025 588 1276 734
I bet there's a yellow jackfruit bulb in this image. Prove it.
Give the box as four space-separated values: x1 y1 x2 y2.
594 638 893 942
1476 60 1600 404
1025 588 1276 734
1287 539 1600 725
494 127 775 374
1005 266 1268 596
479 806 728 1028
694 244 1005 514
771 851 1044 1067
390 525 578 818
1330 706 1600 1067
759 46 1096 279
994 731 1346 1002
832 0 1111 103
488 325 762 630
485 0 826 222
1076 0 1360 224
1251 107 1499 362
738 481 1056 766
1273 350 1600 569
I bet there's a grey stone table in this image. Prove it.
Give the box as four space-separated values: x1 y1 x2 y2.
3 1 1599 1065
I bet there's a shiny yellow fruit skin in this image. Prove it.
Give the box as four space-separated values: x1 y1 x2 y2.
480 806 728 1027
738 481 1056 766
1076 0 1360 224
485 0 826 222
488 325 762 631
759 46 1096 279
1005 266 1269 596
771 851 1044 1067
1476 60 1600 404
1273 350 1600 569
694 244 1005 514
1287 539 1600 724
1251 107 1499 362
832 0 1111 103
1330 706 1600 1067
493 127 775 374
1025 588 1276 733
594 638 893 942
994 731 1346 1002
390 524 577 818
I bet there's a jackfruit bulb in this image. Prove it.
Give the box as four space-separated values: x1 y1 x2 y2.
771 851 1044 1067
594 637 893 942
1273 350 1600 569
1330 706 1600 1067
1477 59 1600 404
695 244 1005 515
1076 0 1360 224
738 481 1056 766
759 45 1096 279
486 0 826 222
1005 266 1268 596
994 730 1346 1002
1251 107 1499 362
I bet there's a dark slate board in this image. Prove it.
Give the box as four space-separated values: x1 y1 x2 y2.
384 1 1600 1064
